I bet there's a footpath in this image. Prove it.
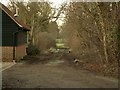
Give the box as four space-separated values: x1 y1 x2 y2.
0 62 16 72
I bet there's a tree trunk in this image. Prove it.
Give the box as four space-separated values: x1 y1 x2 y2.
97 4 109 64
31 14 35 45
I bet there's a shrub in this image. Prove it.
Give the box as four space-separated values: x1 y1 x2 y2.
27 44 40 55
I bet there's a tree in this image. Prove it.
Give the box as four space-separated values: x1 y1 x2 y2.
8 1 61 49
61 2 118 65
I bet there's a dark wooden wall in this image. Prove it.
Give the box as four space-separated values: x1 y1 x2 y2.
1 10 27 46
0 9 2 46
16 31 27 46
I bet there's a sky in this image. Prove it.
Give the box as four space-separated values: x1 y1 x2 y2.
49 0 65 8
0 0 10 6
48 0 66 26
0 0 65 26
0 0 65 8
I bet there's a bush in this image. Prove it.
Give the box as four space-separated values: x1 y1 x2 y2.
27 44 40 55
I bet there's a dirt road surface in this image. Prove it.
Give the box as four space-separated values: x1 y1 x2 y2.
2 54 118 88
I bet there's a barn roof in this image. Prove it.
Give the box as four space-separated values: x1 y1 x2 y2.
0 3 30 31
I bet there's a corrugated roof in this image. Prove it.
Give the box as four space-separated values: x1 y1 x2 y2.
0 3 30 31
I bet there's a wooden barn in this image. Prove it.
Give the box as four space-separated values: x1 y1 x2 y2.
0 3 30 62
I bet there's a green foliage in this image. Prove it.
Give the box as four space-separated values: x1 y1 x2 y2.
27 44 40 55
56 37 65 48
56 43 64 48
56 38 63 43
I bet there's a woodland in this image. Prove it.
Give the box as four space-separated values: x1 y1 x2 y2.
8 1 119 78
